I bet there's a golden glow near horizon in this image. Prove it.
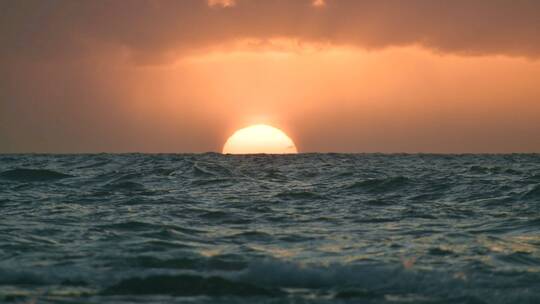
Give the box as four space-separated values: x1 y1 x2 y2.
222 124 298 154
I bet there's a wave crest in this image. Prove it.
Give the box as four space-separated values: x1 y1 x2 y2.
0 168 73 182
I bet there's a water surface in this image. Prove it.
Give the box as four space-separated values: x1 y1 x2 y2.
1 154 539 303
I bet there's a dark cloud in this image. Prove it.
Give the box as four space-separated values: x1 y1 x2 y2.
1 0 540 63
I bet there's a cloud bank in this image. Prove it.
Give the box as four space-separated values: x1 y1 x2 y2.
2 0 540 63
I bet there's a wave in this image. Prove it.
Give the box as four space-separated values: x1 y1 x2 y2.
0 269 49 285
527 174 540 182
231 259 540 301
105 181 146 191
275 190 325 200
103 259 534 301
345 176 410 193
103 274 282 297
191 178 232 186
0 168 73 182
522 184 540 199
75 159 111 169
98 221 159 231
469 165 509 175
192 161 234 178
122 255 247 271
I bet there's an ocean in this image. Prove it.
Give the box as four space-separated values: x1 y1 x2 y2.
0 154 539 303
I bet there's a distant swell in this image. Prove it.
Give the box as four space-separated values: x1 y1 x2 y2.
0 168 73 182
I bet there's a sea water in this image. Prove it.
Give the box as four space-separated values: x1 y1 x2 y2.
0 154 539 303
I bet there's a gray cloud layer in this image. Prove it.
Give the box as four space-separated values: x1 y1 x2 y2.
1 0 540 63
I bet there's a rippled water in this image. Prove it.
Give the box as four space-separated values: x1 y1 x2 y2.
1 154 539 303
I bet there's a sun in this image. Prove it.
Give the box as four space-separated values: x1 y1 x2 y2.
223 124 298 154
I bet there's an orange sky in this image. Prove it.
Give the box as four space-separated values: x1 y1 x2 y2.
1 0 540 153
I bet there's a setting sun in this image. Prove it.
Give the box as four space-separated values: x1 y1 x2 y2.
223 124 298 154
